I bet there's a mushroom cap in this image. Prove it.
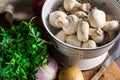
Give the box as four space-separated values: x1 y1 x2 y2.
77 20 89 42
56 30 67 42
49 11 67 28
88 7 106 28
82 40 97 48
63 15 79 34
90 33 105 44
103 20 119 31
64 0 76 11
66 35 81 47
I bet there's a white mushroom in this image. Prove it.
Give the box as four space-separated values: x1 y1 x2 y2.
74 11 87 18
82 40 97 48
84 28 104 43
103 20 119 31
64 0 91 12
88 7 106 28
49 11 68 28
66 35 81 47
77 20 89 42
62 15 79 34
56 30 67 42
89 28 104 36
90 33 105 44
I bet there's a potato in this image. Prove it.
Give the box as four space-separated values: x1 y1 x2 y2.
58 66 84 80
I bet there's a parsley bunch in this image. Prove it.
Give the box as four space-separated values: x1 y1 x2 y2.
0 21 48 80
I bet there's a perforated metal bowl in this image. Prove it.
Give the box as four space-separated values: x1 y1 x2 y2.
42 0 120 70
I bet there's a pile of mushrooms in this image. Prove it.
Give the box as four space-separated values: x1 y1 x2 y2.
49 0 119 48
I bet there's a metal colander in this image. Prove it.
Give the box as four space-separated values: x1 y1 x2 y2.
42 0 120 70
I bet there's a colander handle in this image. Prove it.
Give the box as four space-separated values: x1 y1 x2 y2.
29 16 58 48
45 41 58 48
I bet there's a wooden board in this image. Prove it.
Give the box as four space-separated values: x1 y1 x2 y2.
82 61 120 80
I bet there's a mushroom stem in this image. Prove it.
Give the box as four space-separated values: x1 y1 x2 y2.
64 0 91 12
103 20 119 31
90 33 105 44
75 2 91 12
89 28 104 36
74 11 88 18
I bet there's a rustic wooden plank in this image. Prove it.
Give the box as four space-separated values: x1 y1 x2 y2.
82 61 120 80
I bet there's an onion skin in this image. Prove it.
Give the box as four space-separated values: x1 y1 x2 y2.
47 57 58 73
36 57 58 80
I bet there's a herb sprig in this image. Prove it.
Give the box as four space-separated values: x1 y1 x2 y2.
0 21 48 79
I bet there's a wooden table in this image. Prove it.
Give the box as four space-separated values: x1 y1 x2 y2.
81 57 120 80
